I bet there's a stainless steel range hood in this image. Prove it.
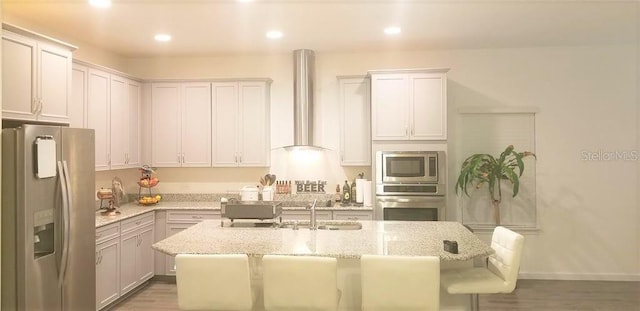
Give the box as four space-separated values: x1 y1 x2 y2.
283 49 326 151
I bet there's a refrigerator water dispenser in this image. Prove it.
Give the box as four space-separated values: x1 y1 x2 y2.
33 209 54 258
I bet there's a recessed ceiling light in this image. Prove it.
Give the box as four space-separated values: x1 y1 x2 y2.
89 0 111 8
384 26 402 35
266 31 283 39
154 34 172 42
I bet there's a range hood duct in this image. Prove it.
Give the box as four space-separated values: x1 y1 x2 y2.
284 49 325 151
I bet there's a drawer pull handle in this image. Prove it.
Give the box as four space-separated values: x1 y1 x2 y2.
192 216 203 219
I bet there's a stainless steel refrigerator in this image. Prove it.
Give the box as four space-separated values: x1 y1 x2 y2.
2 124 96 311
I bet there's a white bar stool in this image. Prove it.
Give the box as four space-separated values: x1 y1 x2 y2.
361 254 441 311
175 254 254 311
440 226 525 311
262 255 340 311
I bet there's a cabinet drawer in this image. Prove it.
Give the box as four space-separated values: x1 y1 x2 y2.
121 212 155 234
96 222 120 244
167 210 220 223
332 211 373 221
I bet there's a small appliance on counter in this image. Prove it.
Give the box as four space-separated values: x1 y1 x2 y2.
240 186 259 201
97 177 124 216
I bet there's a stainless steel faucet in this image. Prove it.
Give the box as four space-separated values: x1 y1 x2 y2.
307 199 318 230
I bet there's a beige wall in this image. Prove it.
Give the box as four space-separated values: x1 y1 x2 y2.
125 45 639 280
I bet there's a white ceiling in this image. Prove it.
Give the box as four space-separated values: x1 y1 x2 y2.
2 0 638 58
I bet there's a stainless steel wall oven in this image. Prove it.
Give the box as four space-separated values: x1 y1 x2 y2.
375 151 446 221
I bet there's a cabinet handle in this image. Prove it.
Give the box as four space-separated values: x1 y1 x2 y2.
125 153 129 164
177 153 181 163
239 155 242 163
182 153 185 164
107 153 111 166
96 252 100 265
405 127 409 136
235 155 238 163
192 215 203 219
135 221 141 225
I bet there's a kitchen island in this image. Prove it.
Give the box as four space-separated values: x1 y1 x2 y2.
153 220 492 311
152 220 492 260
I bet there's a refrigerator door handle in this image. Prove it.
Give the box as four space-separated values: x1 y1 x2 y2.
57 161 72 287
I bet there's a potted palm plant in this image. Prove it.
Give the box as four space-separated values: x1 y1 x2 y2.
455 145 536 225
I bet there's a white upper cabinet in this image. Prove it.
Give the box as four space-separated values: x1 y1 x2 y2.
127 80 141 168
151 82 212 167
82 65 141 171
87 68 111 171
2 26 74 124
212 80 271 167
370 69 448 141
109 76 141 170
109 75 128 169
70 63 87 128
338 76 371 166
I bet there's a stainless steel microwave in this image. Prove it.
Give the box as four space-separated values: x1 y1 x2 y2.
376 151 445 184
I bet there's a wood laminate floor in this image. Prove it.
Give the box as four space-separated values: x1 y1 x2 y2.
109 279 640 311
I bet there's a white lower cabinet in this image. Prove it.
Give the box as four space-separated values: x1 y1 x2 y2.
119 213 155 296
95 212 154 310
95 223 120 310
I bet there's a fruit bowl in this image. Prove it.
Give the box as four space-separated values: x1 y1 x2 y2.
138 178 159 188
138 195 161 205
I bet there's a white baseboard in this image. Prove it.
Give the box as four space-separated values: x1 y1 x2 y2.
519 272 640 282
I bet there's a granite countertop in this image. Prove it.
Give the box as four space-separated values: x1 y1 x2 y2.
151 220 493 261
95 201 373 228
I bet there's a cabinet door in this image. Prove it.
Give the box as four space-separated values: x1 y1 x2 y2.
87 69 110 171
127 80 141 167
181 83 212 167
238 81 269 167
119 229 138 296
151 83 182 167
70 64 87 128
2 31 37 121
37 42 71 123
409 73 447 140
211 82 239 167
109 74 128 169
136 224 155 283
339 77 371 166
165 223 195 275
96 238 120 310
371 74 410 140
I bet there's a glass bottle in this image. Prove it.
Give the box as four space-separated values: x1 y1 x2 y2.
342 180 351 204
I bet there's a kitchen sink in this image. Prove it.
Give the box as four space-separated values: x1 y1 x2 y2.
316 223 362 230
278 221 362 230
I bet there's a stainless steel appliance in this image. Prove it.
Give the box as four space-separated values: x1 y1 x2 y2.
375 150 446 221
376 151 446 195
2 125 96 311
